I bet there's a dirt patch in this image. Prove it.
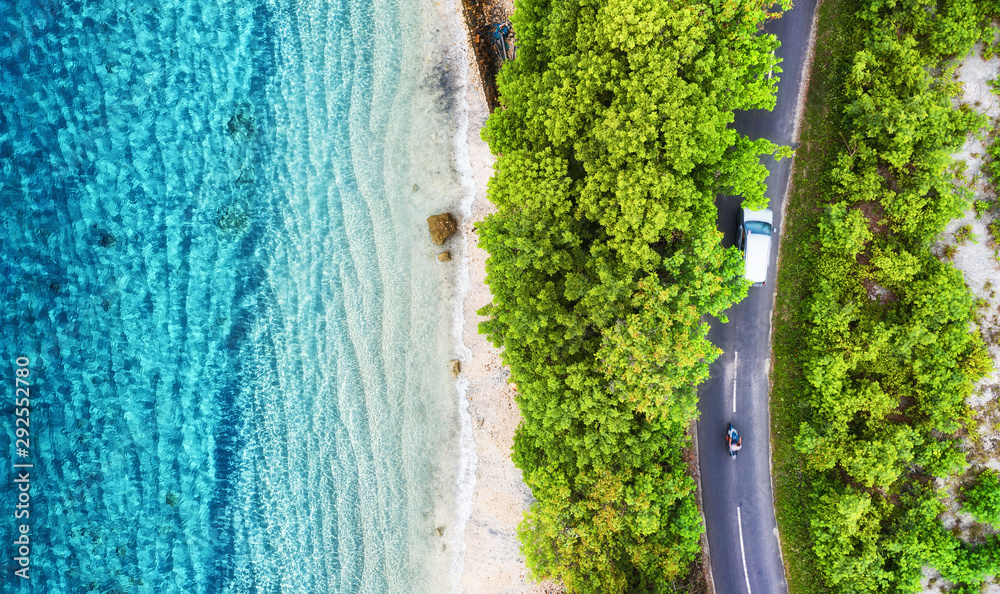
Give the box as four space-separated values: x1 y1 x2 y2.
852 202 897 305
861 278 898 303
853 200 889 234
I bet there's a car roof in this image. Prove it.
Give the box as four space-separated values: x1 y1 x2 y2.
742 207 774 226
744 233 771 283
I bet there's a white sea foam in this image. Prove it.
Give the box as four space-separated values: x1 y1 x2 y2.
440 0 480 589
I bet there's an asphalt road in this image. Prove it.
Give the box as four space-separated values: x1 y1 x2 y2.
695 2 819 593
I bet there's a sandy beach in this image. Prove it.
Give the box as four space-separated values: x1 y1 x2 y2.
451 27 562 591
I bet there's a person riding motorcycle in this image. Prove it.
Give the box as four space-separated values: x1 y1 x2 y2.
726 423 743 458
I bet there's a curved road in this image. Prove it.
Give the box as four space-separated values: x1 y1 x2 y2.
696 2 819 593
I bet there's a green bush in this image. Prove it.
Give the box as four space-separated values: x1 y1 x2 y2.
990 219 1000 245
817 202 871 257
939 536 1000 590
955 224 978 244
809 486 891 589
869 245 921 285
964 469 1000 527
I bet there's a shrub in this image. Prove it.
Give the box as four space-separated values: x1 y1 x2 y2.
989 219 1000 245
965 469 1000 527
817 202 870 257
956 224 978 244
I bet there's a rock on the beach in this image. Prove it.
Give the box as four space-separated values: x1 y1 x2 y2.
450 360 461 377
427 213 458 245
438 251 452 262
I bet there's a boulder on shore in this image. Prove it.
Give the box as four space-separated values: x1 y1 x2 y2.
438 251 452 262
450 360 461 377
427 213 458 245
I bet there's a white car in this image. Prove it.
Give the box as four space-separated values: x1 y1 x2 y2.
737 208 773 286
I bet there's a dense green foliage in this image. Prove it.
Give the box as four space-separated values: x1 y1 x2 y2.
772 0 1000 591
478 0 788 589
965 470 1000 528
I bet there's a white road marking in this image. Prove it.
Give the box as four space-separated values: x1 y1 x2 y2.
732 351 739 413
738 506 752 594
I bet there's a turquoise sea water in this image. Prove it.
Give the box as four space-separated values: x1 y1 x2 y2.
0 0 473 591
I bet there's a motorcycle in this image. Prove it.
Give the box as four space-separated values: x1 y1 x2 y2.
726 423 742 460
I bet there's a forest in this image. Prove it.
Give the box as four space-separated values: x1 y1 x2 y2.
477 0 789 590
773 0 1000 592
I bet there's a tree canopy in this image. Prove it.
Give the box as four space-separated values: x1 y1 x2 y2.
479 0 788 589
782 0 1000 590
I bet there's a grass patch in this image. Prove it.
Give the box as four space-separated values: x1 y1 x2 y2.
770 0 855 591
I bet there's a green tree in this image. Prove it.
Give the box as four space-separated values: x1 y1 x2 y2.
478 0 790 589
